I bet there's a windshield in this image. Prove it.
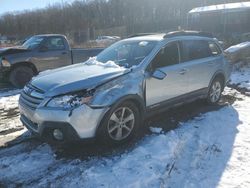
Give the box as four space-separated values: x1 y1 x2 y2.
22 36 45 49
96 40 157 68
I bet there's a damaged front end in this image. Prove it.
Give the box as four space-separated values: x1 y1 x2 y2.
89 68 145 108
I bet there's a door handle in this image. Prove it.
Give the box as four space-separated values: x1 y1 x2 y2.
179 68 188 75
61 51 67 55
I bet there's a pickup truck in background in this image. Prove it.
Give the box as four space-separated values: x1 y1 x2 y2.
0 34 104 88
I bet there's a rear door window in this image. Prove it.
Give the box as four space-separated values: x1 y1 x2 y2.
181 40 212 62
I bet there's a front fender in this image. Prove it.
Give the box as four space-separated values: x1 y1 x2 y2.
209 70 226 89
89 71 145 109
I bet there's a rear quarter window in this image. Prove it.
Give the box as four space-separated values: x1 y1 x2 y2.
181 40 218 62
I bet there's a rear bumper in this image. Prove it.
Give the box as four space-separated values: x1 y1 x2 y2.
19 101 109 141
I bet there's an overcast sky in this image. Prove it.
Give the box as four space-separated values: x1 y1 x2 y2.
0 0 77 15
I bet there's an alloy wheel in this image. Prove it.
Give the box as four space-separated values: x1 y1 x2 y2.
107 107 135 141
210 81 222 103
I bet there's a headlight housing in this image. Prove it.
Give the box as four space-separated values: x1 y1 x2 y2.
1 58 11 67
46 90 95 109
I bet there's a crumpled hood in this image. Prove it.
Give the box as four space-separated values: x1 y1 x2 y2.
30 63 129 97
0 46 29 56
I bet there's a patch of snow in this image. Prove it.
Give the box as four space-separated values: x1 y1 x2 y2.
0 93 19 110
0 91 22 134
0 144 55 185
149 127 163 134
84 57 123 69
230 62 250 90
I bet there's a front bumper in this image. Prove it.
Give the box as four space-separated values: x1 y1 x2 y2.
19 102 109 141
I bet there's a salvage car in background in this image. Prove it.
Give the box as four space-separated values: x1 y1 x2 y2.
225 42 250 64
95 36 121 46
0 34 103 88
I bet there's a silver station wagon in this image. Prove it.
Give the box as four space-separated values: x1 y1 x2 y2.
19 31 232 145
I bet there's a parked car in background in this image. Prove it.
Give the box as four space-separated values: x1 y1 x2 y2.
96 36 121 45
19 31 232 145
0 34 104 88
225 41 250 63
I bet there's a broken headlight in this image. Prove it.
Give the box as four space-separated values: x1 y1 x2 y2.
46 90 95 109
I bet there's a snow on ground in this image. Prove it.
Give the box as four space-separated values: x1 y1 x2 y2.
230 62 250 91
149 126 163 134
0 88 249 187
0 89 22 134
0 65 250 187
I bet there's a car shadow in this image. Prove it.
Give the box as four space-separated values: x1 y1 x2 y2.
163 102 241 187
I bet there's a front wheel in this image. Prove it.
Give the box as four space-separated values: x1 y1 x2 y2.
97 101 140 145
9 66 34 88
207 78 223 105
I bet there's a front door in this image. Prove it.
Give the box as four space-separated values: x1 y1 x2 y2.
146 41 189 107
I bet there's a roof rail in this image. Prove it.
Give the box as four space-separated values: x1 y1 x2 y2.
127 33 162 38
163 30 214 38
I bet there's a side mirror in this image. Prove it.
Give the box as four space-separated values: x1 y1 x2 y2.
152 69 167 80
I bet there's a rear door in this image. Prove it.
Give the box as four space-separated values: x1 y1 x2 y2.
145 41 189 107
179 39 222 93
33 36 71 71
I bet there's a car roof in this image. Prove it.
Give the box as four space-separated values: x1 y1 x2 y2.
124 31 215 42
124 34 166 42
33 34 66 38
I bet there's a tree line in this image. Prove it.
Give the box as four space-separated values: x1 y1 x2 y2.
0 0 248 40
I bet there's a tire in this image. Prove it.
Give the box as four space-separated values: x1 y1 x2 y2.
207 78 223 105
97 101 141 146
9 66 34 88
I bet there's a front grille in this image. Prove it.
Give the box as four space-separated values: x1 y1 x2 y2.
19 84 44 110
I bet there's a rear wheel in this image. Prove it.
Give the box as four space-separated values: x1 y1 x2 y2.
207 78 223 105
97 101 140 145
9 66 34 88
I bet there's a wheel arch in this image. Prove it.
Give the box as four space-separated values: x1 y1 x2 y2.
112 94 146 117
209 71 226 90
10 62 38 75
95 94 146 135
